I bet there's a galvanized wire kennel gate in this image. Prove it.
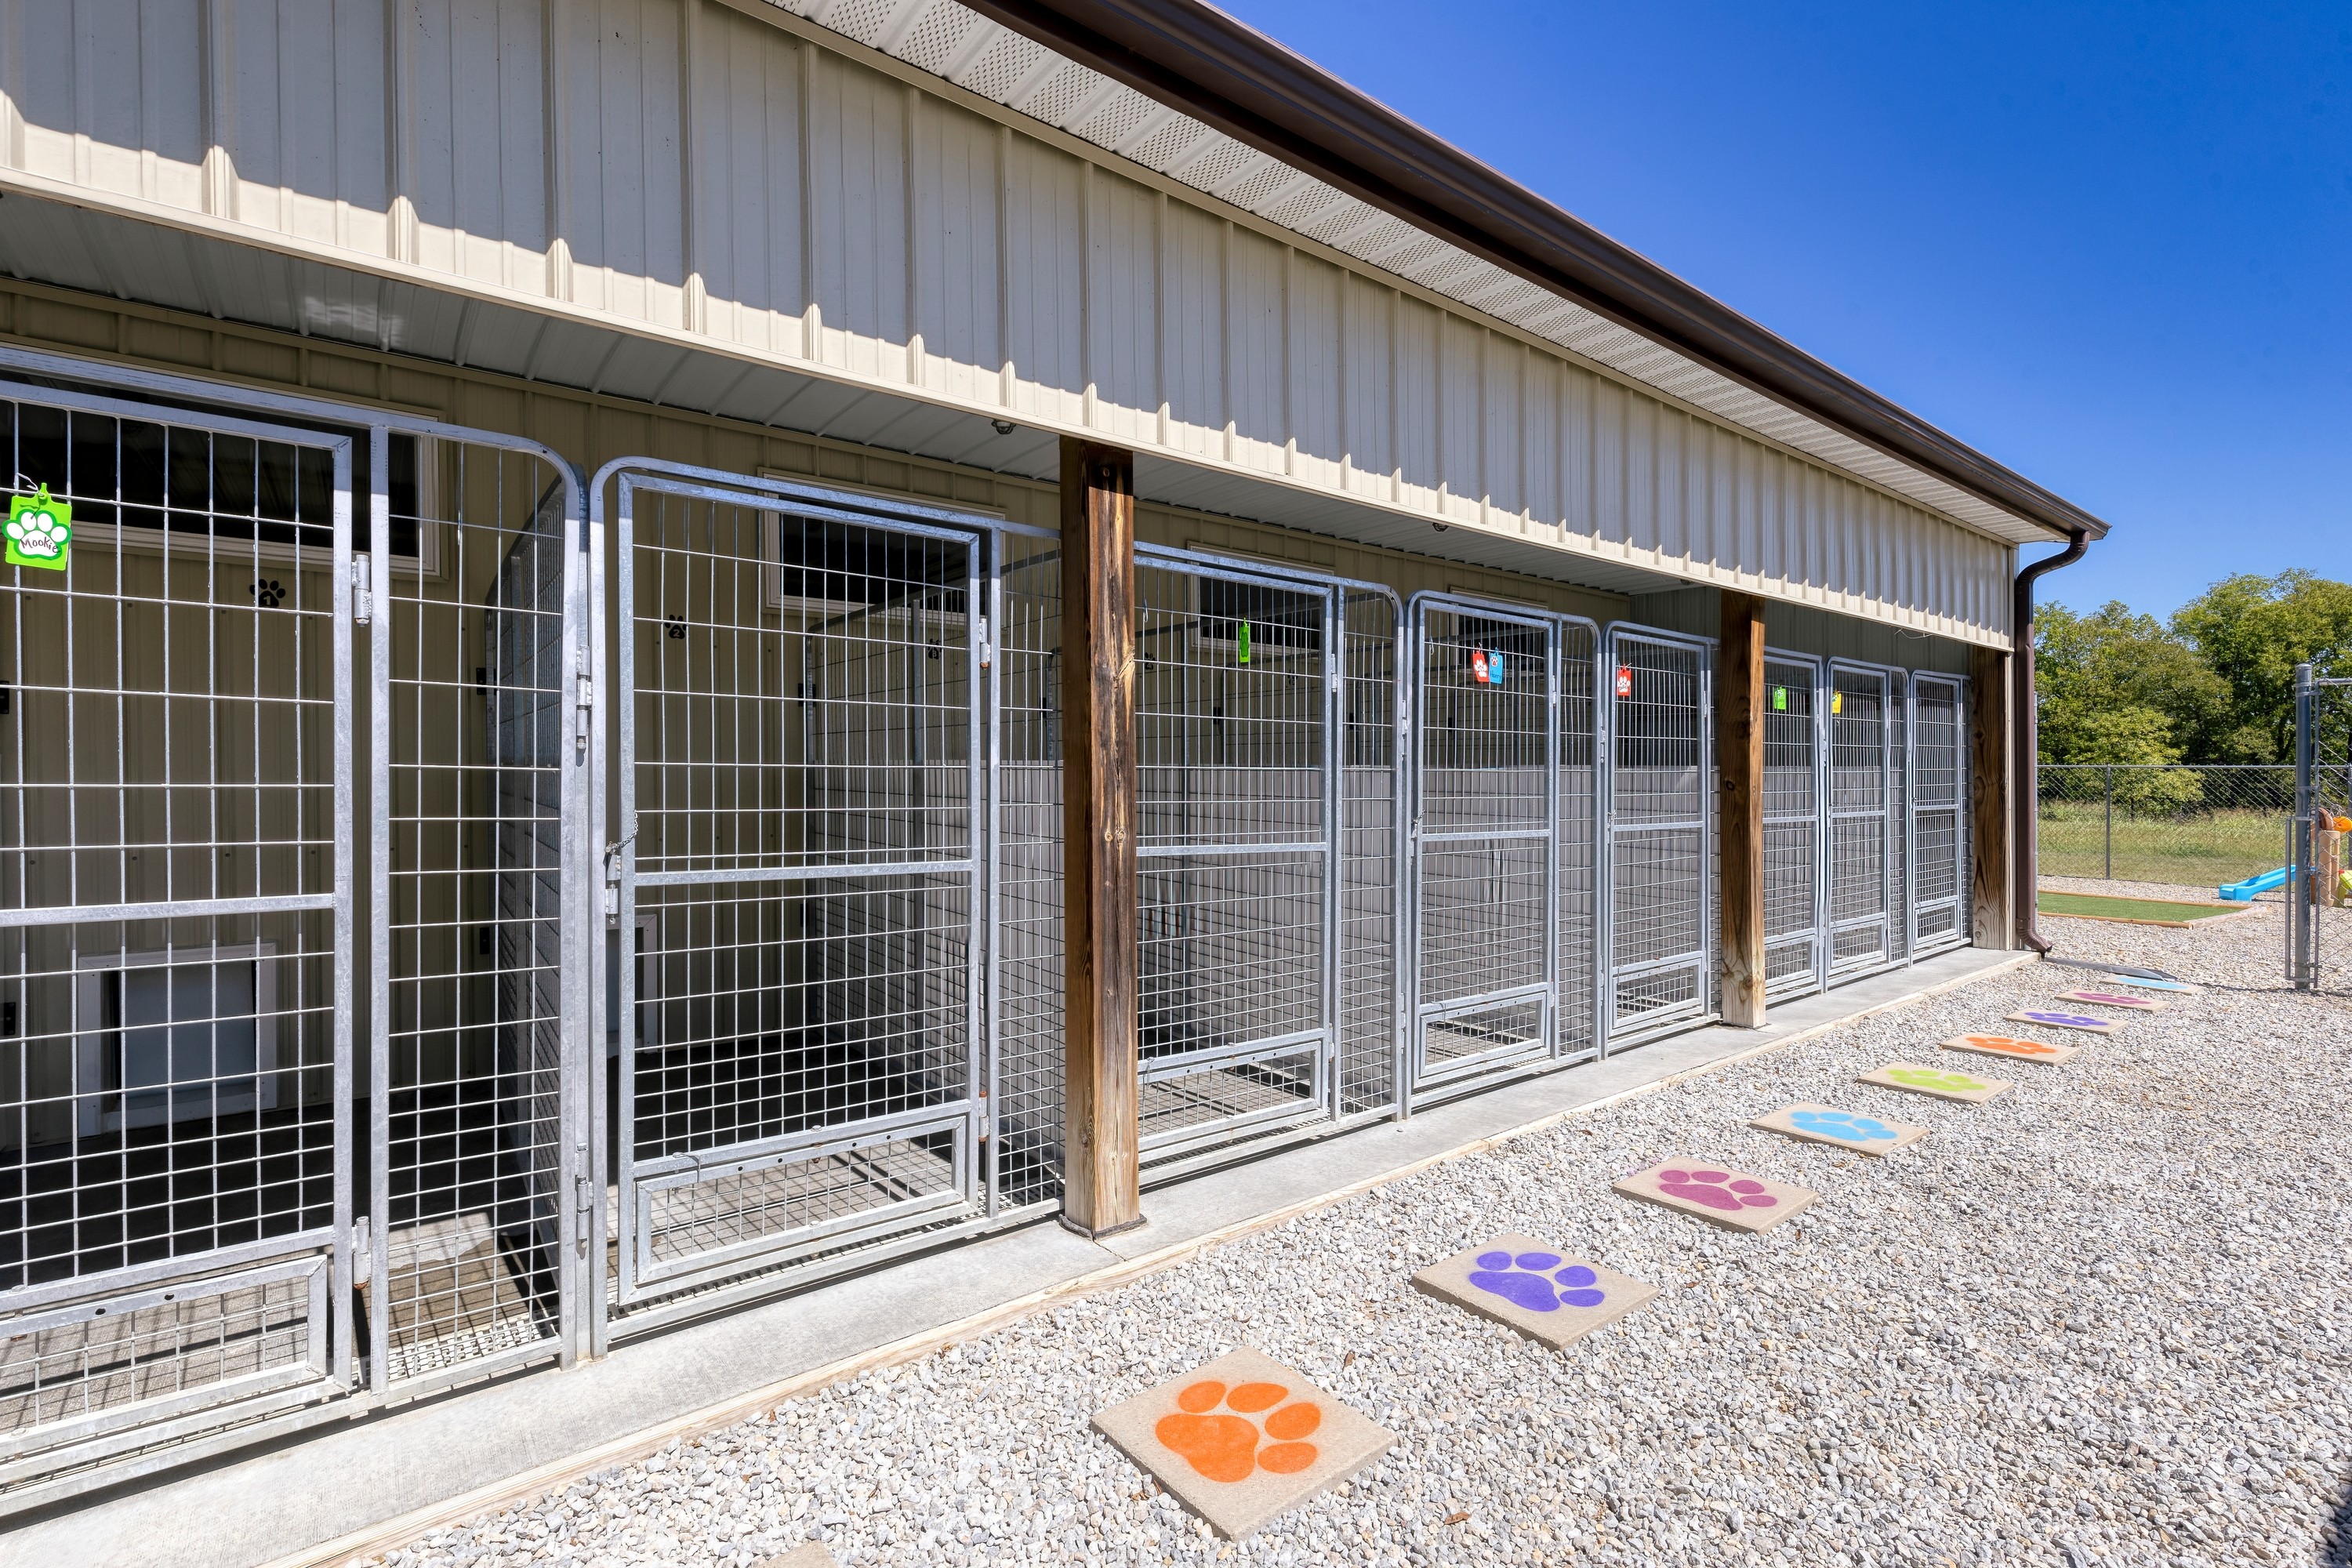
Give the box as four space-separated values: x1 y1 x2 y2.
0 348 591 1504
0 361 1987 1506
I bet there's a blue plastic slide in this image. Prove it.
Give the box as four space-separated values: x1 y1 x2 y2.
2218 867 2289 902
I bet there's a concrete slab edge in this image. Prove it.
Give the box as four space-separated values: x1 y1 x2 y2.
267 949 2036 1568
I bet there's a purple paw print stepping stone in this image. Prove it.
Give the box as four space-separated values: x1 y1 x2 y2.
1611 1161 1816 1233
2005 1007 2122 1035
1411 1233 1659 1349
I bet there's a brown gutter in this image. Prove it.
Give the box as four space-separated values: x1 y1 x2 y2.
958 0 2110 546
2009 531 2092 953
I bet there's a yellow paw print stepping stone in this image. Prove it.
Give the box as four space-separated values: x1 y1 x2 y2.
1858 1062 2014 1103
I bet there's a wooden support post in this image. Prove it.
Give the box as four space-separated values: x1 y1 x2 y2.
1716 592 1767 1026
1058 437 1143 1238
1969 644 2015 949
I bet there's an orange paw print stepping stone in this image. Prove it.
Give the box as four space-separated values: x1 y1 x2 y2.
1093 1347 1394 1539
1155 1377 1322 1480
1940 1033 2079 1066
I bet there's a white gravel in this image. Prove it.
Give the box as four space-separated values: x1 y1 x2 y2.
373 902 2352 1568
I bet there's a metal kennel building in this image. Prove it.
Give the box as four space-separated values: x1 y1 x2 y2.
0 0 2105 1511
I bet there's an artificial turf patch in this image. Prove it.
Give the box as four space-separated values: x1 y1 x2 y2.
2036 890 2241 924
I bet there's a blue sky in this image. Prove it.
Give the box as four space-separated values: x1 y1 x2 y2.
1218 0 2350 619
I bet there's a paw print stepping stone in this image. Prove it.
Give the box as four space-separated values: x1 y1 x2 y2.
1859 1062 2013 1103
752 1548 838 1568
2005 1007 2122 1035
2099 974 2199 995
1411 1234 1659 1349
1749 1103 1927 1156
1091 1347 1394 1540
1611 1160 1815 1232
2052 988 2167 1012
1940 1033 2078 1066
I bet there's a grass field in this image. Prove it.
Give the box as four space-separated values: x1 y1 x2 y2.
2035 804 2284 889
2035 889 2244 924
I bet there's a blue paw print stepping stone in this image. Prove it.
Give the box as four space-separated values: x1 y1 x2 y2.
1750 1102 1929 1157
1410 1233 1658 1350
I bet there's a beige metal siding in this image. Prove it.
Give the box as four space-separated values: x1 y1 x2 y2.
0 0 2014 643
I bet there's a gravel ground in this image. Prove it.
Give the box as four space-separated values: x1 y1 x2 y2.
377 903 2352 1568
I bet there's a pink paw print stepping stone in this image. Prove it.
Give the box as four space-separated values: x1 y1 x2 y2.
1612 1160 1816 1232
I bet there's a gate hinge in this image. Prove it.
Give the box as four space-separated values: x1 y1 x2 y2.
977 613 991 669
350 1216 372 1281
350 558 372 625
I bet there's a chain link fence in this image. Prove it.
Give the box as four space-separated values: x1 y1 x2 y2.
2038 764 2295 890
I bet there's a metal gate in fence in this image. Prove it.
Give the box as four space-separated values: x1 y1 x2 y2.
2291 665 2352 991
0 383 358 1488
1605 627 1714 1043
1133 550 1338 1164
1828 663 1891 978
1762 655 1824 1000
1407 598 1561 1096
603 467 987 1319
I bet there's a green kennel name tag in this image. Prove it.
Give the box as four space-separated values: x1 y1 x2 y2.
5 485 70 570
1773 685 1787 712
1236 619 1251 665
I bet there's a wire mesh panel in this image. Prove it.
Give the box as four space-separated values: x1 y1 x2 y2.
1762 656 1824 1000
1605 628 1713 1043
1410 599 1556 1093
1134 555 1336 1164
1889 673 1911 967
0 385 353 1480
990 539 1064 1210
1339 588 1405 1117
611 478 982 1311
1911 674 1968 955
1828 665 1891 977
375 438 583 1390
1556 622 1600 1064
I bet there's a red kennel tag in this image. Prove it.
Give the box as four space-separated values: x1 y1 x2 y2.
1470 648 1491 684
1614 666 1632 699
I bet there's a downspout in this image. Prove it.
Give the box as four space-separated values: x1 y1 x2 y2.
2010 530 2092 953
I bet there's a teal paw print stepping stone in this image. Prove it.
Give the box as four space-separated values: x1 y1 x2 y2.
1750 1102 1928 1156
1858 1062 2015 1103
1411 1233 1659 1349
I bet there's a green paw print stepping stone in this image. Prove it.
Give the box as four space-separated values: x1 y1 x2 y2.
1750 1102 1929 1156
1859 1062 2013 1103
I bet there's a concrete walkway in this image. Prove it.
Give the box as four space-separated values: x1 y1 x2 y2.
2 947 2028 1568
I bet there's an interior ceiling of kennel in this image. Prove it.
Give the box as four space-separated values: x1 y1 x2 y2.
0 191 1704 599
763 0 2082 551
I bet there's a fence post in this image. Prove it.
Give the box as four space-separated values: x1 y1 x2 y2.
2103 764 2113 880
2292 663 2315 991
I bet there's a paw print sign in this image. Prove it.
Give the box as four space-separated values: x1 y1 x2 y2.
1412 1232 1658 1349
1612 1160 1816 1232
1858 1062 2014 1103
1750 1102 1928 1156
5 485 71 571
1940 1033 2079 1066
1092 1348 1393 1540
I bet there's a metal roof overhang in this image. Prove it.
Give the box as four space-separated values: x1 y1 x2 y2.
953 0 2108 546
0 191 1700 599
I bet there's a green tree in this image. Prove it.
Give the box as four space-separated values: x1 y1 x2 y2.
2034 600 2224 765
2169 571 2352 763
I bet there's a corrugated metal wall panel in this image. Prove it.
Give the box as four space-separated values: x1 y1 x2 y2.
0 0 2015 642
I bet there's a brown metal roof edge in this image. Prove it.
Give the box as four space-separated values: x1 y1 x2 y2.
958 0 2108 545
